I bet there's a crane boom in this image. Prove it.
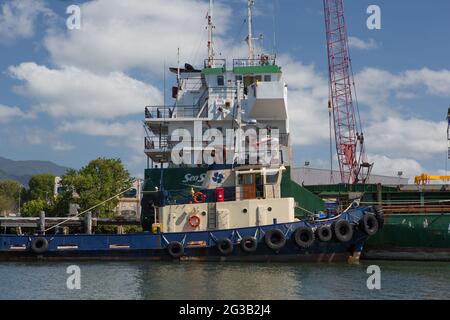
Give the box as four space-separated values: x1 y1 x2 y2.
323 0 368 184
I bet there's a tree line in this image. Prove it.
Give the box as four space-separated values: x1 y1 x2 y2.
0 158 132 218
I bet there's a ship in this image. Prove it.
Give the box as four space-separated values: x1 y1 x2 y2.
303 182 450 261
0 0 382 262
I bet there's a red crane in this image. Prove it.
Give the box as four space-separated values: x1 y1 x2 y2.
323 0 371 184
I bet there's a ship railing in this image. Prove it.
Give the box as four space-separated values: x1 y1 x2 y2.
145 134 289 151
145 137 215 150
145 105 208 119
203 58 227 69
233 56 276 68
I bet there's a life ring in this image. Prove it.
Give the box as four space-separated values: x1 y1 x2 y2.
316 225 332 242
216 238 233 256
167 241 184 258
188 215 201 228
359 214 379 236
31 237 48 254
293 226 315 248
264 229 286 251
193 192 207 203
240 236 258 253
332 220 353 243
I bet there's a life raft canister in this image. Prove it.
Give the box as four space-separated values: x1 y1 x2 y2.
188 215 201 228
193 192 207 203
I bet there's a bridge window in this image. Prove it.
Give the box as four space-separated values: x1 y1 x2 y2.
266 172 279 184
217 75 224 86
264 75 271 82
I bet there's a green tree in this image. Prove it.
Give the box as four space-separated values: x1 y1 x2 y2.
21 199 47 217
0 194 15 214
0 180 22 201
59 158 131 218
28 174 55 202
0 180 23 214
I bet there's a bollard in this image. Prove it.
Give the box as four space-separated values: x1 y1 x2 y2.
84 211 92 234
39 211 45 234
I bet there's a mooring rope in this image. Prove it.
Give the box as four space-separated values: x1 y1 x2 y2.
44 180 138 233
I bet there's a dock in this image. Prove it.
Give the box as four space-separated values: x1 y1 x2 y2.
0 211 141 234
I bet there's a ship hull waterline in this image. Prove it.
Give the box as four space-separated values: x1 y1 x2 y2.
0 221 368 263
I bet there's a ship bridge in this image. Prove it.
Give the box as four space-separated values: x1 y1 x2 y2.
144 56 290 166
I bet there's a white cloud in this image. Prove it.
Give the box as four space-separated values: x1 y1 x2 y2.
278 55 330 146
44 0 233 72
365 117 447 159
9 62 162 119
52 142 76 152
369 154 424 179
356 67 450 119
0 104 25 123
0 0 54 43
348 37 379 50
58 119 146 174
15 127 75 152
58 120 138 137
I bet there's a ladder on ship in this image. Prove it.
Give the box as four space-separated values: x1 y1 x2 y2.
207 203 217 229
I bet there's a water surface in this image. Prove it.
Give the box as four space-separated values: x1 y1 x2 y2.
0 261 449 300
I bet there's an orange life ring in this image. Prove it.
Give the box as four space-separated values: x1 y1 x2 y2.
193 192 207 203
188 215 201 228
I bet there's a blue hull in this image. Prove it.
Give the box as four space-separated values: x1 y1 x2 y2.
0 211 371 262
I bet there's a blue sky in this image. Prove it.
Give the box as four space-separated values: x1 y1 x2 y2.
0 0 449 179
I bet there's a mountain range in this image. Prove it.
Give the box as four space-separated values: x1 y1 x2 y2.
0 156 70 186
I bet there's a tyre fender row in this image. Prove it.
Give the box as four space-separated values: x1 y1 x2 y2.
166 213 380 258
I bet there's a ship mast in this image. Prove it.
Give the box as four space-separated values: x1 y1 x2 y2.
247 0 255 60
207 0 215 67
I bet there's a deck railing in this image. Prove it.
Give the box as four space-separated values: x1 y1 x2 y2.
145 105 208 119
203 59 226 69
145 134 289 151
233 56 276 68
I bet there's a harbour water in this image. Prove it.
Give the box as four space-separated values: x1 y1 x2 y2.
1 261 449 300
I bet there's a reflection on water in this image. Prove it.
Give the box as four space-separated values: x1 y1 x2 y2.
0 261 449 300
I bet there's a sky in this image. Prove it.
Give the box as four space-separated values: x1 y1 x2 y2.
0 0 449 179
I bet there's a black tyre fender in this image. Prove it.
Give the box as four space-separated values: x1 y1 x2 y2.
31 237 48 254
316 225 333 242
373 205 385 230
332 220 353 243
264 229 286 251
240 236 258 253
293 226 315 248
217 238 233 256
359 214 379 236
167 241 184 258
